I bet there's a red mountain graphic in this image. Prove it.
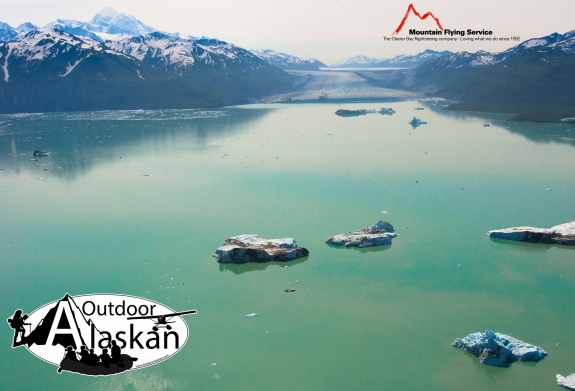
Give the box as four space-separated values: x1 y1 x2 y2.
393 3 444 35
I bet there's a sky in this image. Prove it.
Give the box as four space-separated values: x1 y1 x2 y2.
0 0 574 64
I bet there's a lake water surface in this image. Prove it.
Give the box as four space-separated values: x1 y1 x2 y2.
1 102 575 391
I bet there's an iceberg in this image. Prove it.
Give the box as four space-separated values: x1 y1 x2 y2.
488 222 575 246
409 117 427 128
335 109 368 117
378 108 396 115
214 235 309 264
452 330 547 367
325 220 397 248
557 373 575 390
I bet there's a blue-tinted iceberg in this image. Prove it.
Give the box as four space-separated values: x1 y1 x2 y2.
452 330 547 367
378 108 396 115
409 117 427 128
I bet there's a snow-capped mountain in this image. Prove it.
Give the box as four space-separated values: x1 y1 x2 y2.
0 27 290 113
108 33 270 71
0 21 38 42
331 55 379 68
0 22 18 42
376 50 452 67
89 6 155 37
16 22 37 35
430 30 575 69
251 49 327 70
0 28 130 84
331 50 452 68
43 7 196 42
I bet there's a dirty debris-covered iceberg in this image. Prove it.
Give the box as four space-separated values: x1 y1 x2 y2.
325 220 397 248
213 235 309 264
33 150 51 157
488 222 575 246
557 373 575 390
452 330 547 367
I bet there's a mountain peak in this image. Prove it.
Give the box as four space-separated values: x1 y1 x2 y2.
91 7 122 25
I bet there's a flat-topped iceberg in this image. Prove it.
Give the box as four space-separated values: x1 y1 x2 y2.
325 220 397 248
214 234 309 264
335 109 368 117
557 373 575 390
452 330 547 367
335 108 395 117
488 221 575 246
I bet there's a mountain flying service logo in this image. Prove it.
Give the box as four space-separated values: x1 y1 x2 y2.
393 3 444 35
7 294 196 376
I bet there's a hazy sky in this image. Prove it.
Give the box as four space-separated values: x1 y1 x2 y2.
1 0 574 64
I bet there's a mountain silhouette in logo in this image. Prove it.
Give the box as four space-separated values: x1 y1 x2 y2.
393 3 444 35
22 294 99 349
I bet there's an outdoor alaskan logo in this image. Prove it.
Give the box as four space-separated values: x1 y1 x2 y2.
7 294 197 376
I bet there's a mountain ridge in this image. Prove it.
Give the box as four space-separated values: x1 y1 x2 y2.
0 28 292 114
250 49 326 70
332 50 453 68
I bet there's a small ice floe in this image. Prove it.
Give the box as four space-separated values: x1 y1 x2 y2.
409 117 427 128
245 313 258 317
381 211 388 214
378 108 396 115
33 150 51 157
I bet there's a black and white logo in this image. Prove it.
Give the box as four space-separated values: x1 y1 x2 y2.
7 293 196 376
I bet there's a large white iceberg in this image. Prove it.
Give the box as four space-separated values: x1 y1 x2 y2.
488 222 575 246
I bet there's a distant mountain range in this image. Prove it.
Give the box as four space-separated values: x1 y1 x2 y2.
1 7 196 42
0 22 290 113
332 50 453 68
411 30 575 121
426 30 575 68
250 49 326 70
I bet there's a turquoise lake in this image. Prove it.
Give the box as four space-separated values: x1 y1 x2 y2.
1 101 575 390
